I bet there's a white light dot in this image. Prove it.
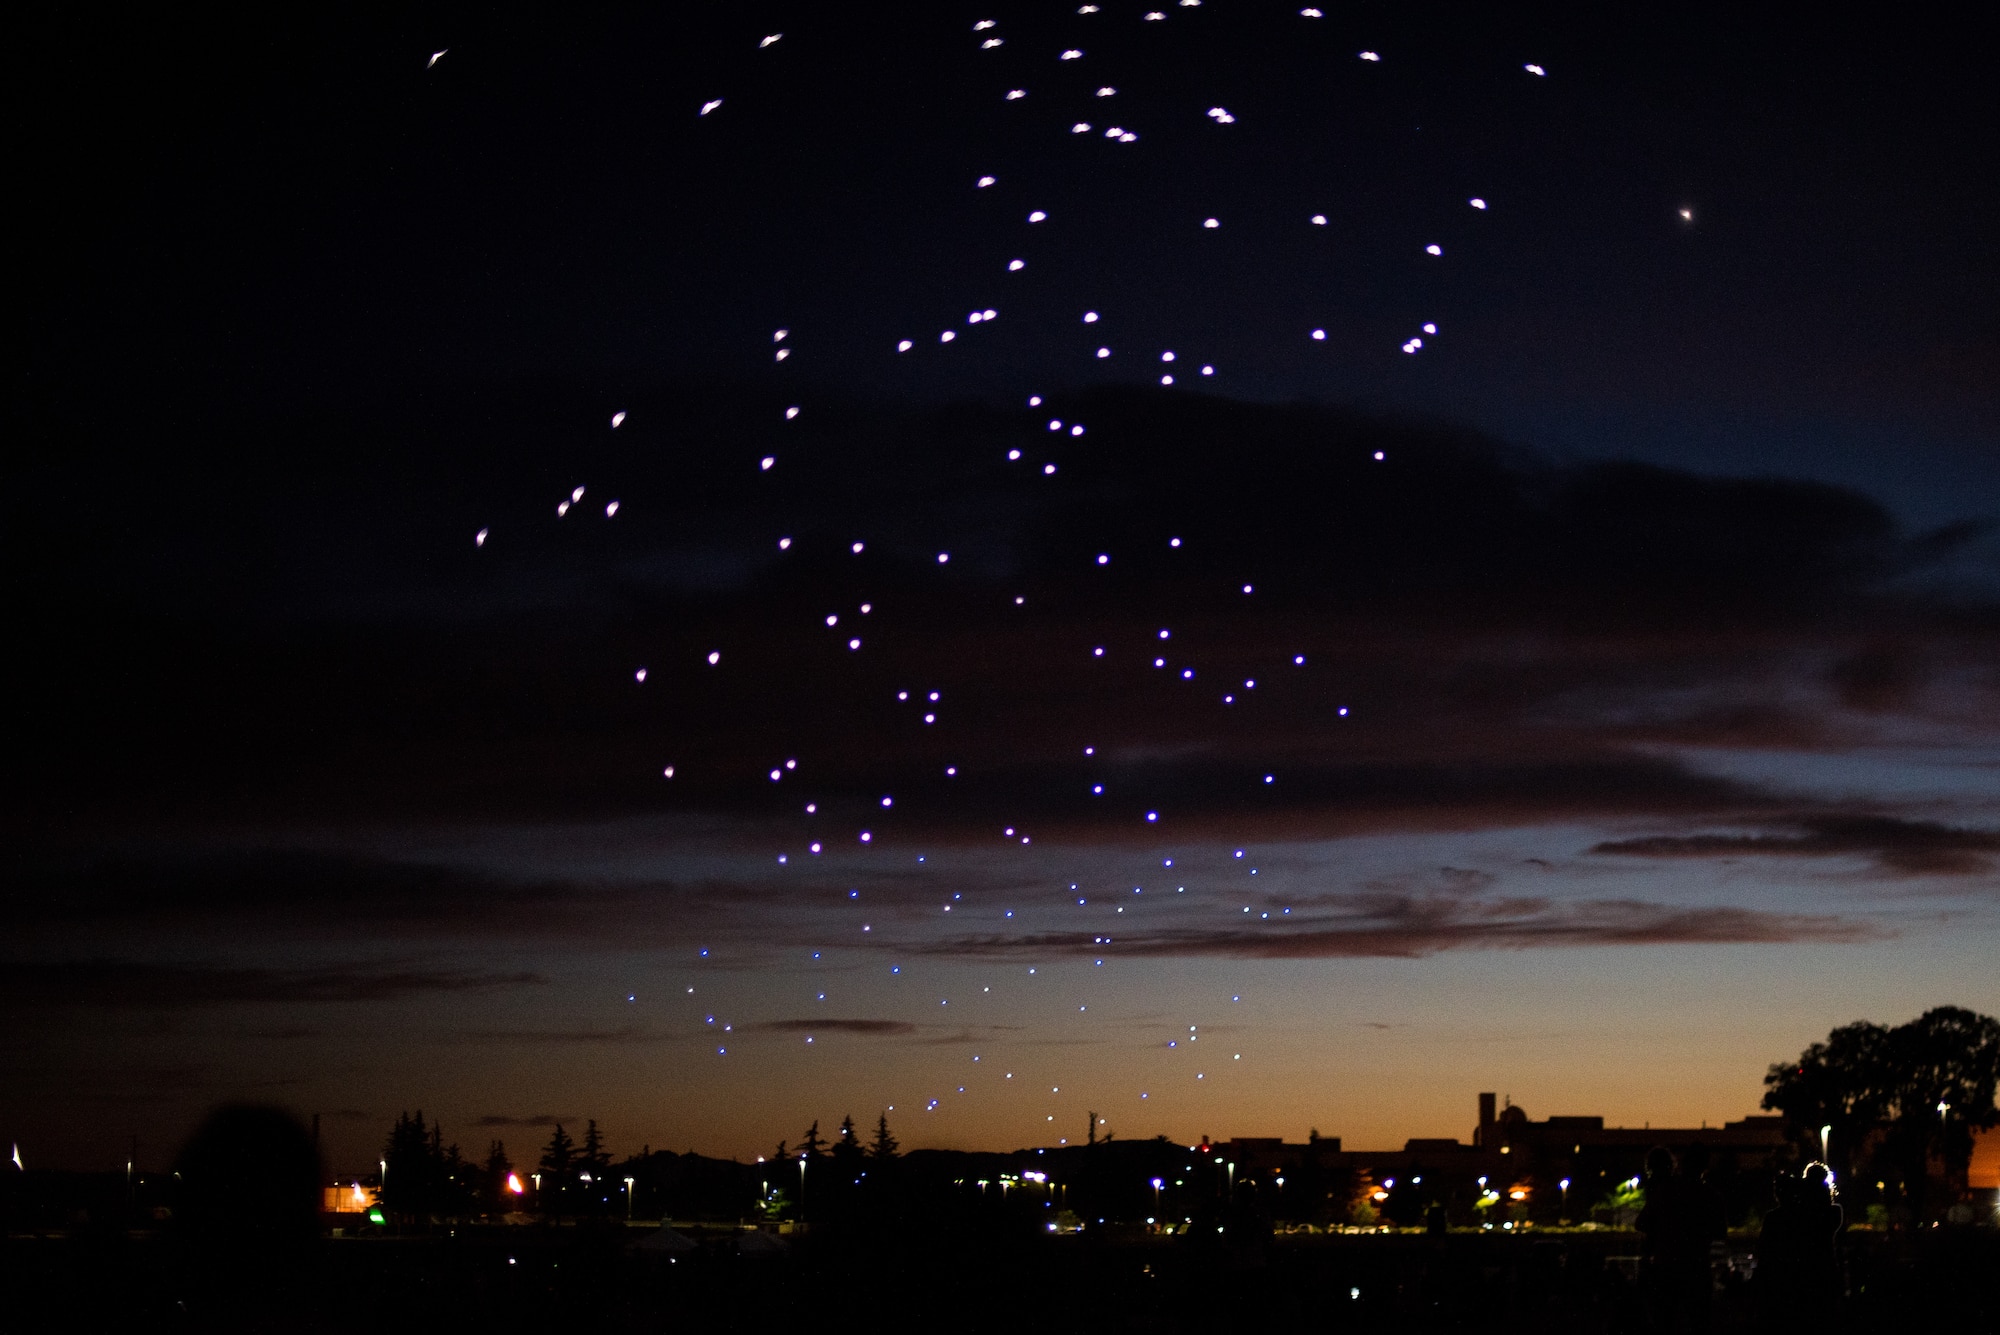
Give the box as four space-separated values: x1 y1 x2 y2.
848 638 861 650
474 528 488 547
706 651 720 665
1070 424 1084 436
1044 463 1057 474
1060 49 1082 60
1310 214 1327 225
778 537 792 550
1169 537 1181 547
937 552 950 563
1201 365 1214 376
1006 89 1026 100
852 541 865 554
977 175 996 188
1028 210 1047 222
1072 123 1092 134
1311 329 1326 340
1160 375 1174 385
1470 197 1487 210
1008 259 1026 271
897 339 913 352
610 411 626 427
1425 244 1442 255
941 330 956 342
1359 50 1379 61
1525 63 1546 76
1202 218 1219 229
785 406 799 419
700 99 723 115
760 456 775 470
663 765 675 778
1097 347 1111 358
1423 323 1436 334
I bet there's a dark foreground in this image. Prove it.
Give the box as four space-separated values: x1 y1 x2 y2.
5 1225 1996 1334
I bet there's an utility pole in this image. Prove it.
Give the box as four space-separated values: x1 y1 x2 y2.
1087 1111 1098 1146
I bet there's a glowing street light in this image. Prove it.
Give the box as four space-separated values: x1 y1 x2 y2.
625 1176 637 1220
1151 1177 1163 1211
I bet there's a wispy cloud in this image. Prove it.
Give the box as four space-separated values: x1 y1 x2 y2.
0 960 544 1008
749 1018 918 1036
1591 814 2000 876
914 896 1882 960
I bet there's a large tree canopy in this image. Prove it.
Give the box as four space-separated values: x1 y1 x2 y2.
1764 1006 2000 1214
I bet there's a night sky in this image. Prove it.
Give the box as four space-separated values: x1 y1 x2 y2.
7 1 1997 1173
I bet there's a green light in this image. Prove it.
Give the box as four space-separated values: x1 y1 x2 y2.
367 1207 386 1225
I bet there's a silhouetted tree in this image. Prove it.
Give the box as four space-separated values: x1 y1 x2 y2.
382 1111 441 1220
484 1140 513 1212
539 1123 575 1215
831 1115 863 1165
799 1119 824 1159
869 1114 898 1159
1766 1006 2000 1216
581 1120 611 1177
1763 1020 1893 1181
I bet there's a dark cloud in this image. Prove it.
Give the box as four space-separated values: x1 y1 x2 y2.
749 1019 919 1037
0 960 543 1008
456 1026 664 1045
916 895 1882 961
11 390 1991 841
1591 815 2000 876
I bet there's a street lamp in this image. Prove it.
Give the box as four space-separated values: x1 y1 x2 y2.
1151 1177 1163 1212
625 1176 636 1221
798 1155 808 1220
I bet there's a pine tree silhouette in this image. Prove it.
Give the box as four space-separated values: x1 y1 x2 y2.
870 1113 899 1159
539 1123 575 1215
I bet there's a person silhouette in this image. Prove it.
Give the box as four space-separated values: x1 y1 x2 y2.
1754 1163 1842 1333
1636 1146 1720 1332
170 1104 324 1328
